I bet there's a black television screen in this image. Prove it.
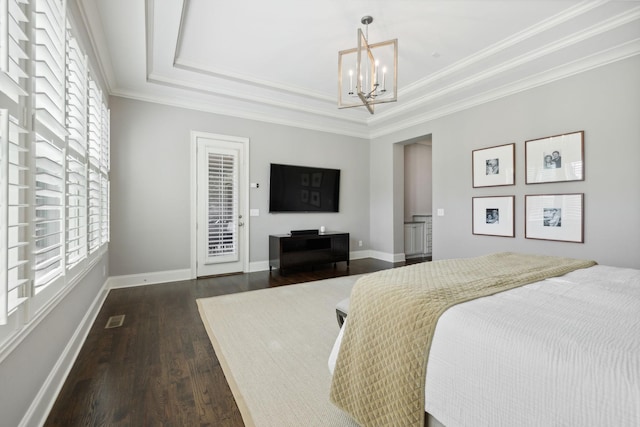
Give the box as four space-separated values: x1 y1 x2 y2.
269 163 340 213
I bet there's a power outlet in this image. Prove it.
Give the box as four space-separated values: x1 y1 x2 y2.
358 240 363 247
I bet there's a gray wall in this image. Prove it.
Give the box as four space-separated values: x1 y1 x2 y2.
111 56 640 275
109 97 370 276
368 139 395 259
370 55 640 269
404 142 433 220
0 258 108 427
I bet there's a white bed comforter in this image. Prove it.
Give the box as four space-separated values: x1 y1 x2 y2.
329 265 640 426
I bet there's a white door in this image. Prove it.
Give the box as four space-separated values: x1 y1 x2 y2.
195 134 247 277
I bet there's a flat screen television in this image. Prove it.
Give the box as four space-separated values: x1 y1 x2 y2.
269 163 340 213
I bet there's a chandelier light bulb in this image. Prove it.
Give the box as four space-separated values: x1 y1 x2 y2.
382 66 387 91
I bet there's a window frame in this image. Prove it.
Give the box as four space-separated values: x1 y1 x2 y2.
0 0 110 340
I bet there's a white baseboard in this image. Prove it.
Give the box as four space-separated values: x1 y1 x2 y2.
249 260 270 272
349 249 372 260
24 282 110 427
107 269 192 289
368 250 406 263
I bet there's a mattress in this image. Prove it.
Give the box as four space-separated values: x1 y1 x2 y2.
329 265 640 426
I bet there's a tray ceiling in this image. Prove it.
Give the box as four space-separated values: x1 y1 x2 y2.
78 0 640 138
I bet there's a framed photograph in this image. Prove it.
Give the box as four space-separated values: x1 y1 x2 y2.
525 131 584 184
525 193 584 242
472 143 515 188
472 196 515 237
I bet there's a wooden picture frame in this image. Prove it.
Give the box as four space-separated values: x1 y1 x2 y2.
472 196 515 237
472 143 515 188
525 193 584 242
525 131 584 184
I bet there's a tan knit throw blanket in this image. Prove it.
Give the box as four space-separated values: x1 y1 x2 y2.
330 252 596 426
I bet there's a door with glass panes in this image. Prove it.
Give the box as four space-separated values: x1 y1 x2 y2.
196 134 246 277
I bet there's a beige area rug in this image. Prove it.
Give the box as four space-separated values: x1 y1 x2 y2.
197 275 362 427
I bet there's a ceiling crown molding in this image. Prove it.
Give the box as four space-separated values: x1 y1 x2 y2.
75 0 116 93
369 39 640 139
78 0 640 139
369 5 640 125
399 0 609 98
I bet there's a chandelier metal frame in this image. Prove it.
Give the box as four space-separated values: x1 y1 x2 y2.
338 16 398 114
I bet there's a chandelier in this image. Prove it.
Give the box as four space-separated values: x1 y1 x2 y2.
338 16 398 114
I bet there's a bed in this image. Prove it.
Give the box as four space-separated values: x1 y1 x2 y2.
328 253 640 427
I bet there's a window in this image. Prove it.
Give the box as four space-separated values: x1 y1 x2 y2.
87 78 101 254
0 111 30 323
1 0 30 324
30 0 67 298
100 103 109 245
65 31 87 271
0 0 29 102
0 0 110 327
33 0 66 137
33 132 64 290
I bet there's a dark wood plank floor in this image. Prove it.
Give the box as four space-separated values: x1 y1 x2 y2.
44 257 429 426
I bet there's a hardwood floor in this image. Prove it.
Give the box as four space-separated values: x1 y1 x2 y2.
44 257 429 426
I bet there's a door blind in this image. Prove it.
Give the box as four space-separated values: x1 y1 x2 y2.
207 152 237 256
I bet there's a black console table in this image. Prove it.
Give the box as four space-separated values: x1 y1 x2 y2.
269 232 349 275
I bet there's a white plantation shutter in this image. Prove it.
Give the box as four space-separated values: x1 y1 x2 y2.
87 166 99 253
0 0 111 330
99 103 108 244
65 31 86 269
33 132 64 290
87 78 101 253
32 0 66 288
33 0 66 137
66 151 85 267
0 111 30 324
207 151 238 257
0 0 29 325
0 0 29 101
